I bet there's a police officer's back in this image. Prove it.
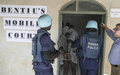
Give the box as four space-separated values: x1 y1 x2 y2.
79 20 103 75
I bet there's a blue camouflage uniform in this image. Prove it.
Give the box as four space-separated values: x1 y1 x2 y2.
106 29 120 65
79 32 103 75
33 29 56 75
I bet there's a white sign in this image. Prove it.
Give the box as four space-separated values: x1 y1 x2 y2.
0 5 47 17
6 30 37 42
4 18 39 30
110 8 120 18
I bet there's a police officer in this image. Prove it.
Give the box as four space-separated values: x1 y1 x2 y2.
32 14 60 75
79 20 103 75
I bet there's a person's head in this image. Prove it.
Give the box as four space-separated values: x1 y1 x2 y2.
113 23 120 38
65 32 70 38
38 14 52 30
62 23 70 34
66 22 70 27
69 25 75 29
86 20 98 32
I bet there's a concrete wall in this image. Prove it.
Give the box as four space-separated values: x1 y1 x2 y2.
0 0 120 75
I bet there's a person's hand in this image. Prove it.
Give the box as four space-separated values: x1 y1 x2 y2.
64 53 67 58
59 47 64 52
55 50 61 57
67 53 71 60
65 53 71 60
100 22 106 28
100 22 110 30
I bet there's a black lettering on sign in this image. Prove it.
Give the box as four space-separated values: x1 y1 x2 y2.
41 8 45 14
19 20 24 26
1 7 6 13
14 33 19 38
14 8 19 14
13 20 17 26
21 33 26 39
33 8 37 14
21 8 25 14
5 20 11 26
30 21 34 26
7 30 37 42
27 8 30 14
8 7 12 13
8 33 12 38
27 33 32 39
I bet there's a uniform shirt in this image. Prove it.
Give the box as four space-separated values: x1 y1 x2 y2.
40 31 56 52
107 29 120 65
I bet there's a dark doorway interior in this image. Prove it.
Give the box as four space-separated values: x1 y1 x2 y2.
62 14 103 36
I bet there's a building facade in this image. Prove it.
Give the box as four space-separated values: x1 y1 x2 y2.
0 0 120 75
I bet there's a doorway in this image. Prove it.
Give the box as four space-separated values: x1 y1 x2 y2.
58 0 107 75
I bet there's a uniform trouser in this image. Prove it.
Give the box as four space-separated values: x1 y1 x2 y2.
79 58 98 75
111 65 120 75
33 62 53 75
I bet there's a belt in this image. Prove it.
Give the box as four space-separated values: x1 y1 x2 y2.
112 64 120 67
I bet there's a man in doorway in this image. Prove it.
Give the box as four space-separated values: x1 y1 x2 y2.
101 22 120 75
32 14 60 75
58 32 71 75
67 25 79 75
58 23 79 75
79 20 103 75
58 23 70 75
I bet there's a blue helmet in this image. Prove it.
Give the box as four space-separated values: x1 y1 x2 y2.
86 20 98 29
38 14 52 28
